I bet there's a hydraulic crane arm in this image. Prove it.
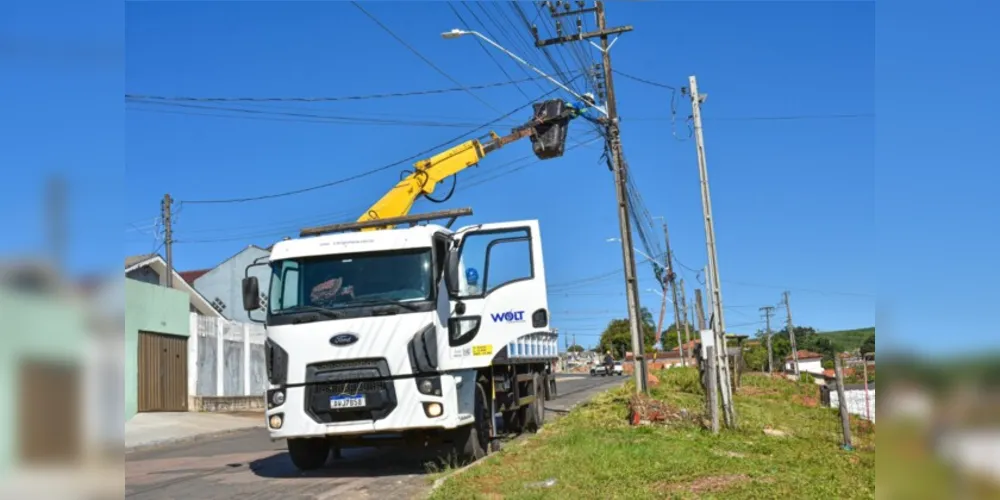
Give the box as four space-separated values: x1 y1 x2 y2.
359 99 581 230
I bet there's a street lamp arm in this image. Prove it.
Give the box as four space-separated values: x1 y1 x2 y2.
442 29 610 118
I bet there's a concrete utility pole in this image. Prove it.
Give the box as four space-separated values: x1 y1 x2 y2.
694 288 707 332
161 194 174 288
760 306 776 373
534 1 647 394
687 76 735 427
662 221 686 366
783 291 799 375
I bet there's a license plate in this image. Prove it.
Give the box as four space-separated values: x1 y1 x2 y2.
330 394 366 409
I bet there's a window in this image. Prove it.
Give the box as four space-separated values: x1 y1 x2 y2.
457 228 532 297
268 248 433 315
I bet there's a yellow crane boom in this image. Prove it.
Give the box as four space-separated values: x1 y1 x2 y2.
358 99 580 231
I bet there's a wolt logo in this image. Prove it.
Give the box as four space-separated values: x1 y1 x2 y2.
490 310 525 323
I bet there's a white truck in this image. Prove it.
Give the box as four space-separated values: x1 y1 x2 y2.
240 209 559 471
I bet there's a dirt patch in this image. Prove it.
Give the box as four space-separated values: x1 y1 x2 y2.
628 394 691 425
793 394 819 407
740 386 780 397
659 474 751 494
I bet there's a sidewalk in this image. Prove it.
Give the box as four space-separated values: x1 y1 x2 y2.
125 411 264 452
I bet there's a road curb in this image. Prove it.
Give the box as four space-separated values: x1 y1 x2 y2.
426 380 618 497
125 424 265 455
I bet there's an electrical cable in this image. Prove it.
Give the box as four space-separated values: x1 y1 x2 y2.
125 75 551 103
352 1 502 114
176 79 576 205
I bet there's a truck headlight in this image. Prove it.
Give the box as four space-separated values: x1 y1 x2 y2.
416 376 442 396
268 389 285 408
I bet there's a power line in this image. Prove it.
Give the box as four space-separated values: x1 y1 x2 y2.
127 100 511 129
176 81 573 205
124 75 551 103
612 69 677 90
176 132 602 244
352 1 502 114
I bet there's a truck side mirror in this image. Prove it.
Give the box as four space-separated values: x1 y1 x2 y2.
242 276 261 311
444 248 460 297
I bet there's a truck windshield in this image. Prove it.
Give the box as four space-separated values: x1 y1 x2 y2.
268 248 433 316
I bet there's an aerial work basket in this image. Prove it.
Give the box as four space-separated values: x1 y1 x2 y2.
529 99 571 160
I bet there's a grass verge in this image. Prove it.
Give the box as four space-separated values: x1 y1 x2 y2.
429 368 875 499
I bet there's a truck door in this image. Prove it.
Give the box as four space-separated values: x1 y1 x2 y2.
444 220 549 368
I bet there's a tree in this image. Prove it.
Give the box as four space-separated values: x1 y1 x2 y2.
659 321 695 351
598 307 656 358
860 334 875 356
566 344 584 353
742 343 769 372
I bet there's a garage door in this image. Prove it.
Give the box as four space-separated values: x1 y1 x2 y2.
138 331 188 412
19 360 81 463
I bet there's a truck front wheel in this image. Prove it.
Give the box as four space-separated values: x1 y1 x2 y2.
287 438 330 471
457 380 491 462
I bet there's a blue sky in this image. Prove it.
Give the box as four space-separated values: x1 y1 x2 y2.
10 1 996 356
122 1 876 347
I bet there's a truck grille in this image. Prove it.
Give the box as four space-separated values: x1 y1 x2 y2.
303 358 397 424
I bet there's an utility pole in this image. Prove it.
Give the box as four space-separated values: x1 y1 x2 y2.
662 221 686 366
46 176 66 273
783 291 799 376
534 0 647 394
694 288 707 331
655 271 667 352
161 194 174 288
760 306 776 373
687 76 735 427
679 279 692 362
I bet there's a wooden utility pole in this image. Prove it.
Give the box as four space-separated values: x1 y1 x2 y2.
46 176 66 273
783 291 799 375
688 77 735 427
534 1 647 393
760 305 776 373
679 279 692 361
161 194 174 288
662 221 686 366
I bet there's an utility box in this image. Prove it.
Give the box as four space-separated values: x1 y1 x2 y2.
530 99 571 160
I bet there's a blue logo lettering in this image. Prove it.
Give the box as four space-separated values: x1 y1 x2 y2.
491 310 525 323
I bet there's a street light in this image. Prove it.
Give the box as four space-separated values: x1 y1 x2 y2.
442 28 609 117
606 237 654 262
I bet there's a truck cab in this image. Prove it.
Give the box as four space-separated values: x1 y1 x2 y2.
241 210 558 471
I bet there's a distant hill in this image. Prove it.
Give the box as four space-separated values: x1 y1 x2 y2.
818 327 874 352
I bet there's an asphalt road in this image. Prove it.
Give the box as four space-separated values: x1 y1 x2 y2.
125 373 624 500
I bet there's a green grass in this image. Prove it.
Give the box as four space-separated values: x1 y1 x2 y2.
818 327 874 352
430 368 875 499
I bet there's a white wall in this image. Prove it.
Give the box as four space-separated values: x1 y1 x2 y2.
187 313 267 400
830 388 876 422
786 358 824 375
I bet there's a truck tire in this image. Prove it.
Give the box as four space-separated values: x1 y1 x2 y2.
457 380 490 462
287 438 330 471
523 373 545 433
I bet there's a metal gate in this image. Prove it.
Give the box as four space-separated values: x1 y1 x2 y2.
19 359 81 463
138 331 189 412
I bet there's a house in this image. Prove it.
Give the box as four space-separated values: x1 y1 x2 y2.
179 245 271 323
0 260 126 471
125 253 225 318
786 350 825 376
124 254 224 421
